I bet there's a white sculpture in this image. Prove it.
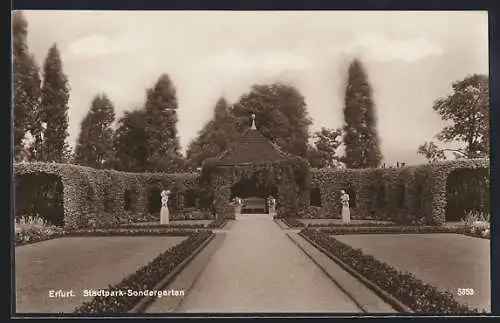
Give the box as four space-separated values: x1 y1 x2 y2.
340 190 351 223
160 190 171 225
268 195 276 216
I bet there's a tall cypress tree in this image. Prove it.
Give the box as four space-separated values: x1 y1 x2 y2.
74 93 116 168
40 43 70 163
342 58 382 168
12 11 41 161
114 109 149 172
144 74 183 172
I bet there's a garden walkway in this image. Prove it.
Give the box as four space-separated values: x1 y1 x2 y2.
148 214 363 313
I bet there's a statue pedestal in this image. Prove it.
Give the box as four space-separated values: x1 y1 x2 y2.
341 206 350 223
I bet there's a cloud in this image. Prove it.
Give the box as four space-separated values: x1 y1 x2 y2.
198 50 313 77
65 33 149 60
336 33 444 63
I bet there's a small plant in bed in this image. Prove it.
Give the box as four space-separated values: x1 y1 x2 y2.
300 229 483 314
15 215 66 246
74 230 213 313
461 211 490 239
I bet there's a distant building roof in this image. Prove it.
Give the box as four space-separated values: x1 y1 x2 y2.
211 114 293 166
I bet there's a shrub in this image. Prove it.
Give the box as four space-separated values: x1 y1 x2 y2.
74 231 213 313
15 215 66 245
301 229 482 314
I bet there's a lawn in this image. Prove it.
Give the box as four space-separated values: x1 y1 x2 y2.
333 233 490 312
15 236 187 313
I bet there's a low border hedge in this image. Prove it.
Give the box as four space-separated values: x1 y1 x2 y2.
307 222 401 228
118 223 206 229
300 229 483 314
206 218 230 229
317 226 464 235
73 230 213 313
281 218 305 228
66 228 205 237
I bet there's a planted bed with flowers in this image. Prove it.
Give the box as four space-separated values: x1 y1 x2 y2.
73 231 213 313
300 228 490 313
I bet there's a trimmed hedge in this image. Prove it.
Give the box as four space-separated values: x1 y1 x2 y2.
14 162 199 229
301 229 482 314
74 231 213 313
310 158 489 225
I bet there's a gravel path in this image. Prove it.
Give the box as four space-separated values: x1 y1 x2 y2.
174 214 362 313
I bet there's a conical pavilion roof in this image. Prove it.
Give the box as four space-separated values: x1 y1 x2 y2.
211 114 292 166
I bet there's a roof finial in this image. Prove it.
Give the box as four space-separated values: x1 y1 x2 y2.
250 113 257 130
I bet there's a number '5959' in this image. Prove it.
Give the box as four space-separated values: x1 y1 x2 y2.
457 288 475 296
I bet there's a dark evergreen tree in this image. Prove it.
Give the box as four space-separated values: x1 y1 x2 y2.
143 74 183 172
74 93 116 168
40 44 70 163
113 109 149 172
12 11 41 161
186 97 239 169
342 58 382 168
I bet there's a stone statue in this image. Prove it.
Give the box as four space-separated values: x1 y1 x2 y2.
340 190 350 223
160 190 171 225
268 195 276 216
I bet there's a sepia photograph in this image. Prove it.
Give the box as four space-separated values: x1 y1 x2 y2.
12 10 490 315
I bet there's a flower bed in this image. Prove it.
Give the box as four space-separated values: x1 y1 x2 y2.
74 230 213 313
15 215 67 246
307 222 400 228
66 228 202 237
300 229 482 314
281 218 305 228
119 223 206 229
317 226 464 235
207 218 229 229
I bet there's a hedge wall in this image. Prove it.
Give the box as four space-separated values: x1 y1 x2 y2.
309 158 489 225
14 162 200 229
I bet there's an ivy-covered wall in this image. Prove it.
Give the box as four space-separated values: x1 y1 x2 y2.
14 158 489 228
14 162 199 229
309 158 489 225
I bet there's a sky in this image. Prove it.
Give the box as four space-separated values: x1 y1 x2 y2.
21 10 489 165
